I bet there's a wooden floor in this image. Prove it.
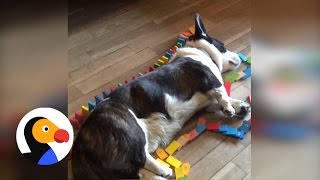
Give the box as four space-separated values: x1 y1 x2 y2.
68 0 251 179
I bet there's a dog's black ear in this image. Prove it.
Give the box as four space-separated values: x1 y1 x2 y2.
194 14 207 39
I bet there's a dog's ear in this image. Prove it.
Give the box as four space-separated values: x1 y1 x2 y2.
194 14 207 39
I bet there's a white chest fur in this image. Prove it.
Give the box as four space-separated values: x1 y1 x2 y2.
130 92 212 153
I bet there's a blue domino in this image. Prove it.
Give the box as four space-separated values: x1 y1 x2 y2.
95 96 103 104
219 124 229 132
165 52 172 58
196 124 206 133
242 66 251 80
88 101 96 111
177 38 186 45
238 121 251 134
237 52 248 62
102 90 110 99
235 130 245 139
223 127 238 136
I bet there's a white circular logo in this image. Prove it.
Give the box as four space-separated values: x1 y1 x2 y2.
16 108 74 165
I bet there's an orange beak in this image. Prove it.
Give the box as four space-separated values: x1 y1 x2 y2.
54 129 69 143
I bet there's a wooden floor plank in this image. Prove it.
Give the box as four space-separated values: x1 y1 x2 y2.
69 46 135 87
188 138 245 180
232 145 251 173
210 162 246 180
75 48 157 94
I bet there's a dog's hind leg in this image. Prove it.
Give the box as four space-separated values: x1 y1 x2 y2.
143 153 172 179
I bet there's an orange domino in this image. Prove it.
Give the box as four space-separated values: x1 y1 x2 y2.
188 129 200 141
189 26 195 35
165 140 181 155
197 117 206 125
176 135 189 149
156 148 168 160
182 31 193 37
182 163 190 176
166 156 182 168
157 158 170 168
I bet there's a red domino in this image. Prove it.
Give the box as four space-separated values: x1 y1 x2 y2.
206 122 220 131
247 95 251 103
75 111 83 123
224 81 232 96
149 67 155 72
69 117 80 129
125 80 128 84
197 117 206 125
132 76 136 80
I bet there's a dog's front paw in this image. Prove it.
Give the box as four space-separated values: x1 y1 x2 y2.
221 104 236 117
158 166 172 179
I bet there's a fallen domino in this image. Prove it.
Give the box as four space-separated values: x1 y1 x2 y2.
223 127 238 136
224 81 232 96
176 135 189 149
156 148 168 160
197 117 206 125
195 124 206 133
181 163 190 176
242 66 251 80
206 122 220 131
246 57 251 64
237 52 248 62
166 156 182 168
238 120 251 134
165 140 181 155
219 124 229 132
225 71 239 82
175 167 185 180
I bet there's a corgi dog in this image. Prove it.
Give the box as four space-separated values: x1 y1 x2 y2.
72 14 250 180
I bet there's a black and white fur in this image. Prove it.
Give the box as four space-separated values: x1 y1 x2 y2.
72 14 250 180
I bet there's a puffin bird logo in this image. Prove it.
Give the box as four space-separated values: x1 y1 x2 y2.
16 108 74 166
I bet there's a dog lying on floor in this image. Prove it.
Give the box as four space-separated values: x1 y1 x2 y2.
72 14 251 180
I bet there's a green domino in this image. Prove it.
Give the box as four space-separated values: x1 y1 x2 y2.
178 177 187 180
225 71 239 82
247 57 251 64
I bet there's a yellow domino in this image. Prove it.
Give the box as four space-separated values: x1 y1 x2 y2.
175 167 185 180
158 59 165 65
236 71 246 80
165 141 181 155
182 163 190 176
160 56 169 63
156 148 168 160
81 105 89 119
166 156 182 168
157 158 170 168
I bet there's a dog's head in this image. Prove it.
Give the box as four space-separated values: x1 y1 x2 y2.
187 14 241 73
